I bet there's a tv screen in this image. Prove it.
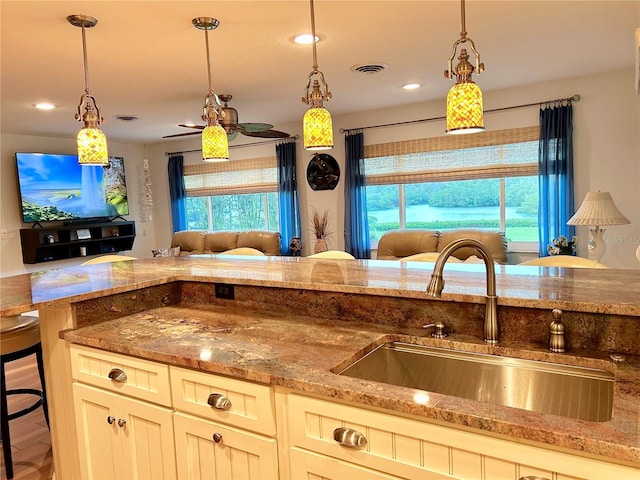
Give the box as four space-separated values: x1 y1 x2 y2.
16 153 129 223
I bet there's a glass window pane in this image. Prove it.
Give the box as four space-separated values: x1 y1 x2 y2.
366 185 400 243
185 193 281 232
505 176 538 242
185 197 209 230
405 179 501 230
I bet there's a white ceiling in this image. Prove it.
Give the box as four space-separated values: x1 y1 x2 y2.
1 1 638 145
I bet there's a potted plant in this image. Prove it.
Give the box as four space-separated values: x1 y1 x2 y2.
311 208 331 253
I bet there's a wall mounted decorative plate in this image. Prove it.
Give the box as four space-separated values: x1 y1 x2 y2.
306 153 340 191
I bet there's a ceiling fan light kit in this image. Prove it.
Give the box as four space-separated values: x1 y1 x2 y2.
301 0 334 150
193 16 229 161
444 0 485 134
68 14 109 165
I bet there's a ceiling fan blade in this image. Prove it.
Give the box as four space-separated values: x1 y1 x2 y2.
236 122 273 133
241 129 291 138
162 131 202 139
227 131 239 141
178 124 206 130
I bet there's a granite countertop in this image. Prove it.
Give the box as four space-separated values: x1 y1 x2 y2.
62 303 640 466
2 255 640 317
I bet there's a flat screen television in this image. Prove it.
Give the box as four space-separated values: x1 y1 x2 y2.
15 152 129 223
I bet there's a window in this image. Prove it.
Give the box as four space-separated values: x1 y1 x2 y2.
365 127 539 250
183 156 280 232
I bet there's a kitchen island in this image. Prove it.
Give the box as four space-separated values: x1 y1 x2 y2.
1 255 639 479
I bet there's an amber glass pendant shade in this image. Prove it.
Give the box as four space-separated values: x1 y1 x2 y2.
446 82 484 134
77 127 109 165
303 107 333 150
202 124 229 161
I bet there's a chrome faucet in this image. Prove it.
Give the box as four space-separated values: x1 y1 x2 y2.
426 238 499 344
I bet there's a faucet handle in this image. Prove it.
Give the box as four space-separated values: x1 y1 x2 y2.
423 322 448 339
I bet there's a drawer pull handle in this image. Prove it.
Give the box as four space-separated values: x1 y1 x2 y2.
106 415 116 425
117 418 127 428
212 433 223 443
333 427 367 449
108 368 127 383
519 477 551 480
207 393 232 410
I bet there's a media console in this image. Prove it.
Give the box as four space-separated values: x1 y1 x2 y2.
19 221 136 264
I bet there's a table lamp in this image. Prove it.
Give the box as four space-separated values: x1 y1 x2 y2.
567 191 630 262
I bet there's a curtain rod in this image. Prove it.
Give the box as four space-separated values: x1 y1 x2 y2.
340 94 580 135
165 134 299 156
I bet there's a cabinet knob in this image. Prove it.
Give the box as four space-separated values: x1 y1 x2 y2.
207 393 232 410
333 427 367 449
106 415 116 425
212 433 223 443
117 418 127 428
108 368 127 383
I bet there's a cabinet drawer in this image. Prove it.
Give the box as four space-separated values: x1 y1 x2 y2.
286 393 638 480
70 344 171 407
170 366 276 436
290 447 405 480
174 412 279 480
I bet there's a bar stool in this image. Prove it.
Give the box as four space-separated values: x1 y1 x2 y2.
1 315 49 479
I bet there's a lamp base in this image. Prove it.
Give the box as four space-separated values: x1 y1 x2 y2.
587 227 606 262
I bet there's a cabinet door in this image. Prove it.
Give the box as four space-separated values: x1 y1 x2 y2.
73 383 126 480
119 395 176 480
290 447 405 480
174 412 279 480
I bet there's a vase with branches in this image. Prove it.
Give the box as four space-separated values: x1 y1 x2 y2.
311 208 331 253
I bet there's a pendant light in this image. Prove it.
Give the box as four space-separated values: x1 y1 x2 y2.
444 0 485 134
193 17 229 162
301 0 333 150
67 15 109 165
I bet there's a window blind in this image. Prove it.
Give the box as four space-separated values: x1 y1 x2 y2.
184 156 277 197
364 126 539 185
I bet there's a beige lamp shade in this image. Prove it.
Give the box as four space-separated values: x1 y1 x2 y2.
567 191 630 226
446 82 484 134
303 106 333 150
77 126 109 165
202 124 229 162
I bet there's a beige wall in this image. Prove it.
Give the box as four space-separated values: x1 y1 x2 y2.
2 68 639 276
147 69 640 269
0 136 156 276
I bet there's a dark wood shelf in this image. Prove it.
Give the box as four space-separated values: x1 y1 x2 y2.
20 221 136 264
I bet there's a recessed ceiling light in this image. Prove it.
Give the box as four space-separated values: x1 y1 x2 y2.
402 83 421 90
294 34 319 45
34 103 56 110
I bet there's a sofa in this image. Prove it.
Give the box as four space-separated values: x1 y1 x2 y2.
171 230 281 256
376 228 508 264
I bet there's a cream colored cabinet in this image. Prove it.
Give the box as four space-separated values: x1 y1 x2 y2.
173 412 278 479
284 393 639 480
170 366 279 479
70 345 176 480
73 383 176 479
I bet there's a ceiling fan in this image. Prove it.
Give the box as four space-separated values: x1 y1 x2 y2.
163 94 290 140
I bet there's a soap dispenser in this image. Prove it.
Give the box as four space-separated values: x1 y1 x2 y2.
549 308 565 353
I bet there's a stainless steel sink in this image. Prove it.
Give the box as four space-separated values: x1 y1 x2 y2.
336 342 614 422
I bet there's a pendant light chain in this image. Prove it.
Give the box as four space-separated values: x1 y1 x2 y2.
310 0 319 71
204 27 213 95
80 22 91 94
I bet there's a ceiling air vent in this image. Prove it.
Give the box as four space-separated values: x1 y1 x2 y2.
114 114 139 122
350 63 388 75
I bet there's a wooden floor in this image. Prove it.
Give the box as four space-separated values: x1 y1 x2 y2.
0 354 53 480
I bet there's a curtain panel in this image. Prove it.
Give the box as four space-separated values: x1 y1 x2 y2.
538 103 574 256
276 139 301 255
167 155 187 233
344 131 371 258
